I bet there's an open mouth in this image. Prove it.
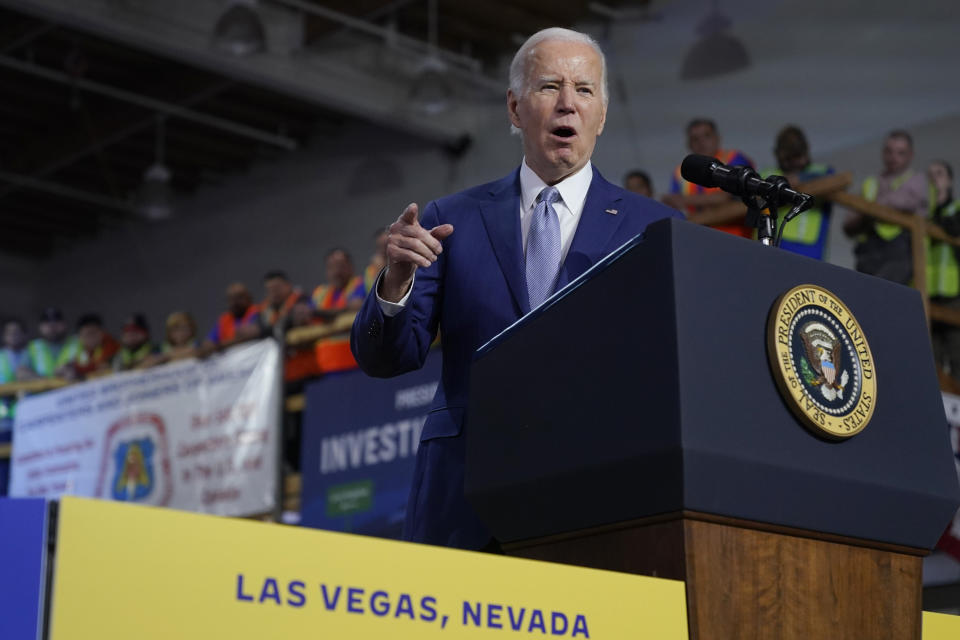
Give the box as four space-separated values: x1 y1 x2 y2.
552 126 576 139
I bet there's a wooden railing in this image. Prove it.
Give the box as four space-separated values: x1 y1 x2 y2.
691 171 960 330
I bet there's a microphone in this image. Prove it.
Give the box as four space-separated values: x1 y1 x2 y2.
680 154 813 211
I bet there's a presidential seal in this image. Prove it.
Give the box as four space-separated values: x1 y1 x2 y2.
767 284 876 439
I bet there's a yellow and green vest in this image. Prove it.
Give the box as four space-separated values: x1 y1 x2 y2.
27 337 80 377
928 200 960 298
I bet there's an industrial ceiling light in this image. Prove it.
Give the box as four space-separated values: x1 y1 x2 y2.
409 56 453 115
680 0 750 81
138 116 173 221
213 0 266 56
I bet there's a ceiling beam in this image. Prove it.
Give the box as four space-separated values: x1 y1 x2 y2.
0 168 135 213
0 0 477 147
0 81 232 202
0 54 299 150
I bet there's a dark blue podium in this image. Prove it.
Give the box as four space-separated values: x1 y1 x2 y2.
464 218 960 639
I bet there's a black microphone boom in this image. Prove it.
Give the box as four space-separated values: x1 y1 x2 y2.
680 154 813 209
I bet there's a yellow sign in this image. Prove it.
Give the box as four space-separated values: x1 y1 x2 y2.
924 611 960 638
49 497 688 639
767 284 877 439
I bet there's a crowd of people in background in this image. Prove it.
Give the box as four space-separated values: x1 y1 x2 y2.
3 118 960 415
0 231 391 440
624 119 960 376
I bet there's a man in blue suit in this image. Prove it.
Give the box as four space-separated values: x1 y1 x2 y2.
351 27 681 550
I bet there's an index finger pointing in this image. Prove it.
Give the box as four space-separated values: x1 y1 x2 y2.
399 202 419 226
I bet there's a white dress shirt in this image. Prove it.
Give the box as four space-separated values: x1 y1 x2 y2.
378 159 594 316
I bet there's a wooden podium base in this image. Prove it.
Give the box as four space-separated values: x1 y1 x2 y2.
503 512 924 639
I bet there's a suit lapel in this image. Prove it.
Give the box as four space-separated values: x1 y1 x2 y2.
479 170 529 314
557 168 626 288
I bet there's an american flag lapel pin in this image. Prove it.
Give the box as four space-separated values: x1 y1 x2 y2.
605 208 618 215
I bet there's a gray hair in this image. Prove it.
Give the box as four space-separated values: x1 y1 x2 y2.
508 28 608 135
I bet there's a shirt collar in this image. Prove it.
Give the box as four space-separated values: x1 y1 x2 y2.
520 159 593 216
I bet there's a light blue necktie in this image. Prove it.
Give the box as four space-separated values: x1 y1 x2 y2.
526 186 562 309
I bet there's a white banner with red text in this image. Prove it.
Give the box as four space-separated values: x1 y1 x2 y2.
9 339 280 517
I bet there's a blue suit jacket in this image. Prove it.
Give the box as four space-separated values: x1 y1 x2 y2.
351 166 682 549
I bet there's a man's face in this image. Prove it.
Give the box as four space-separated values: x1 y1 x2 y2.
78 324 103 351
326 251 354 291
883 137 913 175
3 322 26 350
227 285 252 316
265 278 292 307
39 320 66 342
625 175 652 197
508 38 606 184
687 123 719 157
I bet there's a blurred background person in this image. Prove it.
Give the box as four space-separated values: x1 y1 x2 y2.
844 130 930 284
312 248 366 319
663 118 755 237
312 248 365 375
163 311 198 360
927 159 960 379
283 294 324 472
144 311 199 368
285 295 322 385
72 314 119 379
364 227 389 293
258 270 300 337
114 313 158 371
200 282 260 355
763 125 835 260
24 308 79 379
0 318 29 436
2 318 30 380
623 169 654 198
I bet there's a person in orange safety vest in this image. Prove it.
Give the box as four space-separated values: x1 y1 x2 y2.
662 118 755 238
312 249 366 374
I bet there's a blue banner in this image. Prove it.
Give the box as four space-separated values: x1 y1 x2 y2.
0 498 49 640
299 350 441 539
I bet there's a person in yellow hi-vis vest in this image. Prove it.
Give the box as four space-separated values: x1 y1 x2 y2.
927 160 960 377
761 125 834 260
843 130 929 284
25 308 79 378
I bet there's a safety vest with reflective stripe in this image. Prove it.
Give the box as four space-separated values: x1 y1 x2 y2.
927 200 960 298
672 149 753 238
27 337 80 377
861 171 935 241
216 305 259 344
760 163 834 254
117 343 155 370
260 292 300 328
312 276 366 373
0 350 19 421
